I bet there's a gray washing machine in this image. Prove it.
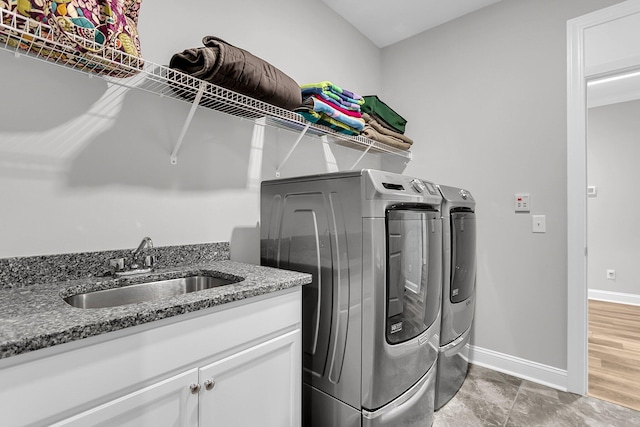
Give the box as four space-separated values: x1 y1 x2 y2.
261 169 442 427
434 185 477 410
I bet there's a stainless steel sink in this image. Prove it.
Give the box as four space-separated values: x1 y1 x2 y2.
64 275 240 309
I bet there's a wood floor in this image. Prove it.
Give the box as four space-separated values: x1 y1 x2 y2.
588 299 640 411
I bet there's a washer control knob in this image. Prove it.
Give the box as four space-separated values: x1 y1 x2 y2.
411 179 426 193
459 189 471 200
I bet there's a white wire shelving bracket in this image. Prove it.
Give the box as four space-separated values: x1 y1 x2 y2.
275 122 311 177
171 81 205 164
350 143 372 170
0 8 412 168
321 136 339 173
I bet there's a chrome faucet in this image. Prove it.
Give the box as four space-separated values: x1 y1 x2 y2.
110 237 156 277
130 236 154 270
133 236 154 258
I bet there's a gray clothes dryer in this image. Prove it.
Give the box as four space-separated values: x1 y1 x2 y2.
261 169 443 427
435 184 477 410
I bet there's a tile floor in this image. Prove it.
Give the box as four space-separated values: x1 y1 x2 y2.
433 364 640 426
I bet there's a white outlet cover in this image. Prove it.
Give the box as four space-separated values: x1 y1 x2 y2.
532 215 546 233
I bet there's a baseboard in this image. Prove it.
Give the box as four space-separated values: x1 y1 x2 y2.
468 345 568 392
588 289 640 306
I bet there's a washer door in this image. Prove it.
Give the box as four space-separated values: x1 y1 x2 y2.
386 207 441 344
361 205 442 412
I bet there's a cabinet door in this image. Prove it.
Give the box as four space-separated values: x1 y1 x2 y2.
52 368 199 427
199 330 301 427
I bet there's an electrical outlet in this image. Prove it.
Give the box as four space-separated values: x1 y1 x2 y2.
607 269 616 280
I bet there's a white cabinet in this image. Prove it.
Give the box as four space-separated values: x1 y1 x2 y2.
0 287 302 427
52 369 200 427
52 330 300 427
199 331 300 427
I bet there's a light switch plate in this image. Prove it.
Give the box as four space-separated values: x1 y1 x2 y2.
532 215 546 233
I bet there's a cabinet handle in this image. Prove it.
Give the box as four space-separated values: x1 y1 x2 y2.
204 379 215 391
189 383 201 394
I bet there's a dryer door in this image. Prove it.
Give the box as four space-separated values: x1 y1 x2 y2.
450 210 476 304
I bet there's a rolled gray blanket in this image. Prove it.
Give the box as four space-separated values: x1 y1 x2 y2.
169 36 302 111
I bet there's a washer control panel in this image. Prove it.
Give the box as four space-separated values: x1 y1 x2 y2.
422 181 439 196
364 170 443 207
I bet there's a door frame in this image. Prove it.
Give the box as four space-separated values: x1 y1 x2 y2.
567 0 640 395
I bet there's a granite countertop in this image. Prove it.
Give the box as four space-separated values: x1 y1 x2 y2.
0 260 311 360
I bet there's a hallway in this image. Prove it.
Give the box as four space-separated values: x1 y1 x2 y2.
588 299 640 411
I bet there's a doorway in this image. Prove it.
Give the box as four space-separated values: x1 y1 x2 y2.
567 0 640 396
586 82 640 409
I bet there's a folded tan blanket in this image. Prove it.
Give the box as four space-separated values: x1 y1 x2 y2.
362 113 414 145
362 125 412 151
169 36 302 111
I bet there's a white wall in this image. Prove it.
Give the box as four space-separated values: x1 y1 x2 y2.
587 99 640 295
380 0 622 371
0 0 383 259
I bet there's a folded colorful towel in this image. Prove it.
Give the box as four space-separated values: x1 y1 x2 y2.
315 91 363 111
300 81 364 102
362 113 413 145
314 95 362 118
302 87 365 109
300 96 365 131
301 81 365 109
361 95 407 134
296 109 360 136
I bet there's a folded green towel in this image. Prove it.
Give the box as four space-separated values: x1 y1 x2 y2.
361 95 407 134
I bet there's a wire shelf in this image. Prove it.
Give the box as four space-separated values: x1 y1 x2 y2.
0 8 412 162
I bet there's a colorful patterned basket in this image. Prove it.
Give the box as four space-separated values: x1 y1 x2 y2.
0 0 143 77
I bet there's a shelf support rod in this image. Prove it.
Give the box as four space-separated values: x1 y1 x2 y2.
321 136 339 172
349 142 373 170
275 122 311 177
170 81 206 165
